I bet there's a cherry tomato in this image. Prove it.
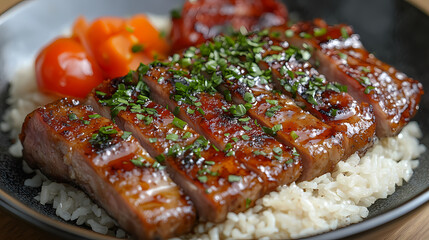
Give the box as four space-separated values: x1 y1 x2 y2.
72 15 168 79
35 37 103 98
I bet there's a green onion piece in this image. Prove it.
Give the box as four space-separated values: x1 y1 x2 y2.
246 198 252 208
285 29 294 37
341 27 350 39
68 113 78 121
155 154 165 162
313 28 327 37
131 44 144 53
88 114 101 119
182 132 192 139
273 147 283 155
166 133 179 141
364 86 375 94
244 92 256 103
197 175 208 183
228 175 241 182
121 131 132 140
172 117 187 129
290 131 299 140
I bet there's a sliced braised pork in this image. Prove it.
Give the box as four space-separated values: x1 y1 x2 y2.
273 19 423 137
87 76 265 222
136 63 302 191
20 98 195 239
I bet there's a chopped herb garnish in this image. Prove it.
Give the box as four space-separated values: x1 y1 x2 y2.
131 157 150 167
224 143 233 152
270 45 283 51
253 150 267 156
131 44 144 53
299 32 313 39
330 108 338 117
285 29 294 37
246 198 251 208
364 86 376 94
243 126 252 131
182 132 193 139
244 92 256 103
99 126 118 135
361 66 370 73
226 151 235 156
121 131 132 140
266 105 282 117
238 117 251 122
149 138 157 143
88 114 101 119
197 175 208 183
186 108 195 114
242 135 250 140
228 104 247 117
95 90 106 96
313 27 327 37
273 147 283 155
262 124 282 136
341 27 350 39
68 113 78 121
166 133 179 141
212 144 220 151
155 154 165 162
172 117 187 129
290 131 299 140
337 52 348 60
205 161 215 166
197 108 205 115
266 99 278 105
360 76 371 85
228 175 241 182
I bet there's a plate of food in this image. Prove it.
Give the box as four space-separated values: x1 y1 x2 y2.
1 0 428 239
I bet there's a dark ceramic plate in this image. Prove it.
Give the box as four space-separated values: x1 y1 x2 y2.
0 0 428 239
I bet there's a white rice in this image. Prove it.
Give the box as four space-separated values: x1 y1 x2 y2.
1 15 426 240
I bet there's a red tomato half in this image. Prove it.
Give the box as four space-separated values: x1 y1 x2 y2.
35 37 103 98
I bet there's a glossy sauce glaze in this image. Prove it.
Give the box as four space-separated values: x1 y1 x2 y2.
178 39 347 181
20 98 195 239
280 19 423 137
257 30 376 156
140 63 302 192
87 75 265 222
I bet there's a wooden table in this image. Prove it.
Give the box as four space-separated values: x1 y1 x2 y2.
1 0 429 239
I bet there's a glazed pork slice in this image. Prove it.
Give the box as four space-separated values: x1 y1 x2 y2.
256 34 376 156
86 76 264 222
172 32 373 179
137 63 302 191
272 19 423 137
20 98 195 239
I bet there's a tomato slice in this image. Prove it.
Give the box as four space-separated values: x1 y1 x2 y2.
35 37 104 98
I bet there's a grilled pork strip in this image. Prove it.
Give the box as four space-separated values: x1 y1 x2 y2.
138 63 302 192
174 31 373 179
256 34 376 156
274 20 423 137
20 98 195 240
86 76 264 222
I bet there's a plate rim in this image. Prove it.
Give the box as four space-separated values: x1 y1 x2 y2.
0 0 428 239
